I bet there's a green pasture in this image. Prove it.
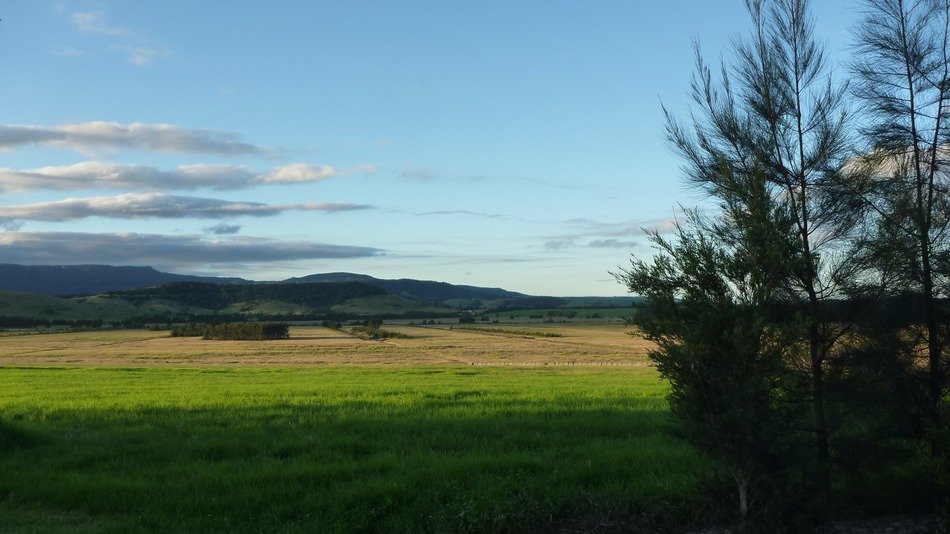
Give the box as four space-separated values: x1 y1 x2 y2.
0 366 703 532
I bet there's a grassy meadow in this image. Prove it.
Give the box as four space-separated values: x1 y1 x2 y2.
0 325 707 532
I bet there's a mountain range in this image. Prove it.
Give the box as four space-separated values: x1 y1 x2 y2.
0 264 536 302
0 264 637 325
0 264 249 297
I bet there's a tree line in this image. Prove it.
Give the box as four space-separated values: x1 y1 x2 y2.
115 281 384 310
0 316 104 328
171 322 290 340
616 0 948 529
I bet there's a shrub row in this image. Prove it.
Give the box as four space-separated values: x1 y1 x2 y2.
0 316 104 328
452 326 562 338
171 322 289 340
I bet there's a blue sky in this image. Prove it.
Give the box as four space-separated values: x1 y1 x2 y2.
0 1 855 295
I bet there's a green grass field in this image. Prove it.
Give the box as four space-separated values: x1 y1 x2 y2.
0 364 703 532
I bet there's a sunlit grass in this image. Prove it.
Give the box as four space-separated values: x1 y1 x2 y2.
0 365 703 532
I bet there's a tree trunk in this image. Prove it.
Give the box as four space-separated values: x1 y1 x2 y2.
921 251 944 457
736 471 751 529
809 318 831 501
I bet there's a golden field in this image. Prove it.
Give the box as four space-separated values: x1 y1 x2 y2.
0 324 655 367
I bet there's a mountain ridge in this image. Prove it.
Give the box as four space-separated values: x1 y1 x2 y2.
284 272 527 303
0 264 540 302
0 264 632 304
0 264 250 297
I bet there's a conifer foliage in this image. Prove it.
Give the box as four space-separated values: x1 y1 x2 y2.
618 0 950 528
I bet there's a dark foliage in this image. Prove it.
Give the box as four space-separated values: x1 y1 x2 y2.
285 272 527 303
114 281 384 310
0 316 103 329
621 0 949 529
849 0 950 458
171 322 289 340
617 184 817 528
349 326 410 340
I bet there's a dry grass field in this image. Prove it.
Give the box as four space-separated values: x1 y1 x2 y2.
0 324 655 367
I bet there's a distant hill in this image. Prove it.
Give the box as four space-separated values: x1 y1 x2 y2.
114 281 385 311
0 265 534 304
0 265 638 323
0 264 247 296
284 272 528 303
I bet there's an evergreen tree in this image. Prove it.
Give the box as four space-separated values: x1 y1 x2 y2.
850 0 950 456
616 171 809 527
662 0 860 500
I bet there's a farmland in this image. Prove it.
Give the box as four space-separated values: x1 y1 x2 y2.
0 325 707 532
0 324 652 367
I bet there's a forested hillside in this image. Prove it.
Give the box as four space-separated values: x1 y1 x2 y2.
113 281 385 310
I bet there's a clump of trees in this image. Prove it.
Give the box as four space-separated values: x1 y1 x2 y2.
170 323 207 337
617 0 948 529
349 317 411 340
171 322 290 340
320 320 344 331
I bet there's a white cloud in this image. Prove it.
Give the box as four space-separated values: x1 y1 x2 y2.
0 122 267 155
415 210 507 220
538 217 673 252
260 163 337 184
110 44 172 66
0 193 372 222
0 231 382 265
396 166 487 182
0 161 374 192
649 219 677 235
71 11 135 37
279 163 379 182
70 11 172 66
566 217 676 238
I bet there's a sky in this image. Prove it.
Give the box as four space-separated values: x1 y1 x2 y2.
0 1 857 296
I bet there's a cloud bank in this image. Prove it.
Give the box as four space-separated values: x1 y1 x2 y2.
565 217 677 238
0 162 373 192
0 193 370 223
0 232 382 264
540 217 674 252
0 122 266 155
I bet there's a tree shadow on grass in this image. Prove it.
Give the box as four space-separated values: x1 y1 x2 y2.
0 398 703 533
